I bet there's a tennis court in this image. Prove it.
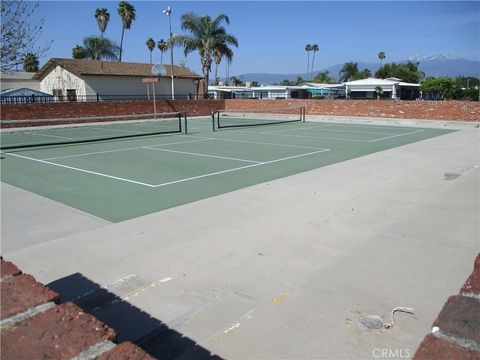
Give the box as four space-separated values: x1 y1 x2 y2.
0 108 453 222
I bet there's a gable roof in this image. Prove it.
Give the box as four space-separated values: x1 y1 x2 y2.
33 58 203 80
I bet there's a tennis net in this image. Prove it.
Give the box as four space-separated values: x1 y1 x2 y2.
0 112 187 149
213 106 305 130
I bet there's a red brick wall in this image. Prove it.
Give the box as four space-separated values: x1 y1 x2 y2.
2 99 478 122
225 99 480 122
1 99 224 120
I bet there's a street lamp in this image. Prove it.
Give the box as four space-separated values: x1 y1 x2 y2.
163 6 175 100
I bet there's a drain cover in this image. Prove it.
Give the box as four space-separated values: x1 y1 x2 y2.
358 315 384 330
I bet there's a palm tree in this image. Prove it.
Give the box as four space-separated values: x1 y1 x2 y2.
339 62 359 82
117 1 136 62
171 12 238 92
146 37 155 64
157 39 168 65
378 51 385 67
312 71 336 84
310 44 319 79
82 36 120 61
305 44 312 79
95 8 110 39
23 52 39 72
213 40 234 85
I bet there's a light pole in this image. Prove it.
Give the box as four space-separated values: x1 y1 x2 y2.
163 6 175 100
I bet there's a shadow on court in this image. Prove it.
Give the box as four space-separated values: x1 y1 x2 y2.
48 273 222 360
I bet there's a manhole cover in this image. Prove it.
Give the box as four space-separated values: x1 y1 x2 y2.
358 315 384 330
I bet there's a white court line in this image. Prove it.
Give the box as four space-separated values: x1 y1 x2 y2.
144 146 262 163
41 138 213 160
152 149 331 188
367 129 425 142
5 140 330 189
185 135 327 150
5 152 157 187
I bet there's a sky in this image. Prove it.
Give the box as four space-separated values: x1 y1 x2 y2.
31 1 480 77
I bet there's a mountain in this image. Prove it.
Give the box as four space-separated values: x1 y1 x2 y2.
234 55 480 85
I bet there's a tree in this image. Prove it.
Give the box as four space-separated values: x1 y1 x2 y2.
420 77 460 100
95 8 110 39
310 44 319 80
230 76 243 86
378 51 385 67
146 37 155 64
312 71 336 84
117 1 136 62
157 39 167 65
295 76 305 85
455 76 480 89
82 36 120 61
1 0 51 71
213 41 234 85
171 12 238 91
72 45 87 59
23 52 39 72
339 62 359 82
305 44 312 79
375 85 383 100
353 68 371 80
375 61 424 83
280 79 294 86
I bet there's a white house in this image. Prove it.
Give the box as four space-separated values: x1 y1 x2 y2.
33 58 205 101
343 77 420 100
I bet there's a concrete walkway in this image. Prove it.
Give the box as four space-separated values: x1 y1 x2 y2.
2 119 479 359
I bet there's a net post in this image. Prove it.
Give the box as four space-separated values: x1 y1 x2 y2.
212 111 215 132
184 112 188 134
302 106 306 122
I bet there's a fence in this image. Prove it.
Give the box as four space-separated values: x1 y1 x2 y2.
0 93 203 105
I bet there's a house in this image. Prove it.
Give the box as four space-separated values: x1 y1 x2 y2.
0 88 53 104
208 85 253 99
343 77 420 100
32 58 205 101
301 82 345 98
0 71 41 91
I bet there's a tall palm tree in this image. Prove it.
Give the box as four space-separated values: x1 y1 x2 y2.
171 12 238 92
305 44 312 79
82 36 120 61
94 8 110 39
310 44 319 79
213 40 234 85
157 39 168 65
146 37 155 64
23 52 39 72
378 51 385 67
339 62 359 82
117 1 136 62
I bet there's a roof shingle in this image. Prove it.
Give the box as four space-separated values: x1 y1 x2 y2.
33 58 203 80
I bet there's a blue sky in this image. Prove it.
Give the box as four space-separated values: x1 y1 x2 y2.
34 1 480 76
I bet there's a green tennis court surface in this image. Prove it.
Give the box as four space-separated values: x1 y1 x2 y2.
1 117 453 222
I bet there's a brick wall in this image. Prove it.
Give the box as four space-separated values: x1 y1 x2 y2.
413 253 480 359
0 99 224 120
0 257 154 359
1 99 478 122
225 99 480 122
